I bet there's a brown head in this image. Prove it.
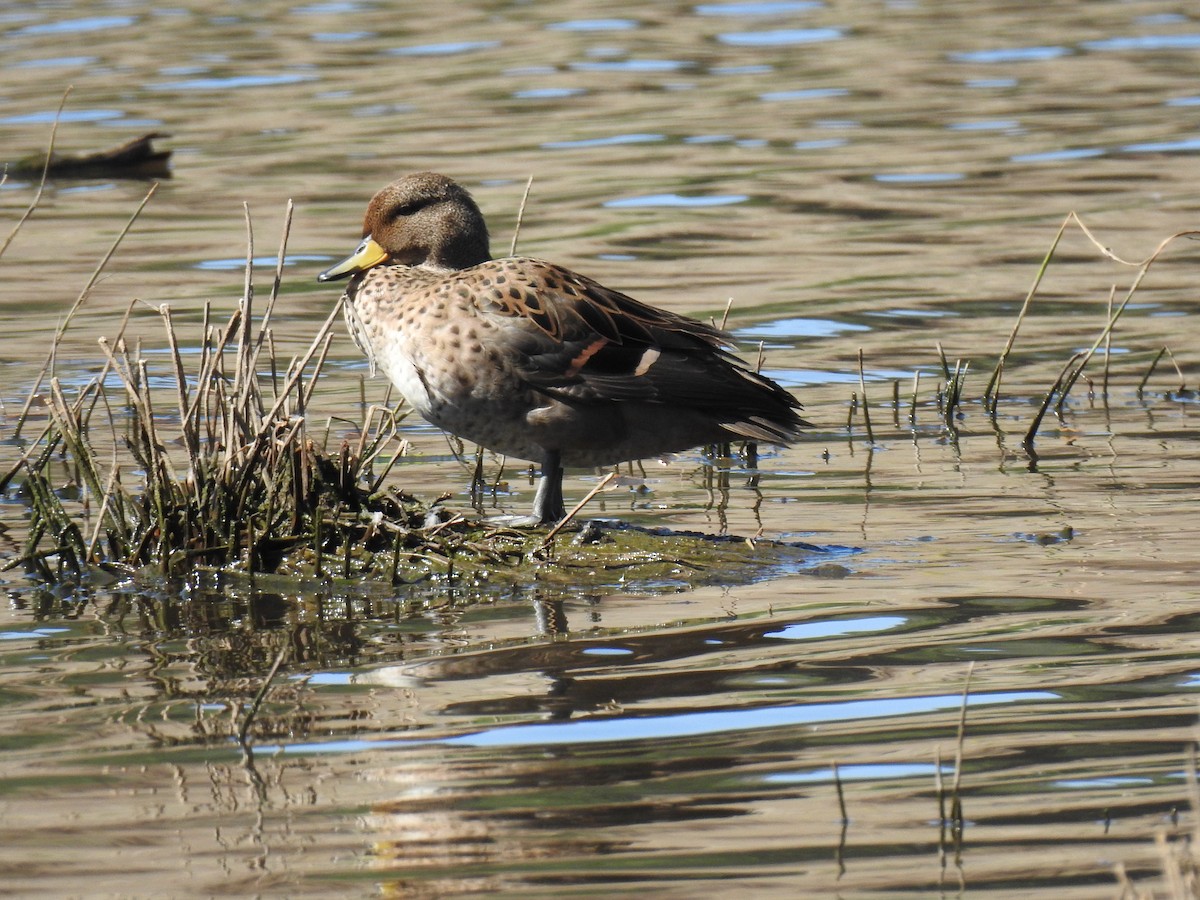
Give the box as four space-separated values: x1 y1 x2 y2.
318 172 491 282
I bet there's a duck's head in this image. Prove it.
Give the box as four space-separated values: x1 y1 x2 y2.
318 172 491 282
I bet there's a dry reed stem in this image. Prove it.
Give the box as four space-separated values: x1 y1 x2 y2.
45 378 104 503
1037 231 1187 428
84 462 123 559
55 183 159 354
264 300 345 424
299 332 336 413
856 349 874 443
258 199 293 354
935 342 951 382
718 296 734 331
539 471 621 548
510 175 534 257
941 359 968 429
0 418 58 492
1024 351 1085 452
1112 863 1138 900
1115 726 1200 898
1103 285 1115 397
1165 347 1187 392
1141 349 1180 394
12 182 158 441
985 213 1200 413
229 202 258 432
0 86 69 261
160 304 200 467
1157 830 1187 898
985 217 1068 408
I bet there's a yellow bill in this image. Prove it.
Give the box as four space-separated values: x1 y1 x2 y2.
317 236 389 282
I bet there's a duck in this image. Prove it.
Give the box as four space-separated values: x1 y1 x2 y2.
318 172 808 524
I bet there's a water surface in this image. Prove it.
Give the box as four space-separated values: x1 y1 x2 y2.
3 0 1200 896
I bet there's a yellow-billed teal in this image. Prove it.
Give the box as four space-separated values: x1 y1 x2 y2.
318 172 807 524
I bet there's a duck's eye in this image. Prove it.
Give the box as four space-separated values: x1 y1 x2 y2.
392 202 421 218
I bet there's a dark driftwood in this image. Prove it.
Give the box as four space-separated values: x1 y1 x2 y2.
10 132 172 178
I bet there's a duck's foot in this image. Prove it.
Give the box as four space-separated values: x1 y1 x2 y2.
476 452 567 528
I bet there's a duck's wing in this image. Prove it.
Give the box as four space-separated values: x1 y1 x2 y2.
476 259 807 441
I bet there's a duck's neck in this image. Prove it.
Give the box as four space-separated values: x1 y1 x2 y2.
435 242 491 271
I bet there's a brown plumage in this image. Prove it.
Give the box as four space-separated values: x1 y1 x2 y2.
318 172 808 524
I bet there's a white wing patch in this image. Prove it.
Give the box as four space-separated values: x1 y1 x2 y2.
634 348 661 377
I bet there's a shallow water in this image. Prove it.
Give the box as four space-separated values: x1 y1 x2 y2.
3 1 1200 896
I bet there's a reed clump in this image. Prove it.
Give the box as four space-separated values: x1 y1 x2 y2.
3 202 533 586
845 214 1198 454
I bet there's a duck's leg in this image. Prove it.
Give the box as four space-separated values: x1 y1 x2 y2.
531 449 566 524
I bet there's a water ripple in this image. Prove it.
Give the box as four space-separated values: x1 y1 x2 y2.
148 72 317 91
0 108 124 124
10 15 135 36
794 138 848 150
695 1 824 15
770 368 916 386
1081 34 1200 52
513 87 587 100
966 77 1018 88
948 119 1021 131
10 55 96 69
1012 147 1105 163
448 691 1056 747
737 317 869 340
950 46 1070 64
766 762 947 783
1121 137 1200 154
719 27 842 46
711 64 774 75
581 646 636 656
311 31 371 42
291 1 368 12
570 59 693 72
542 133 666 149
764 615 906 641
270 690 1056 752
761 87 849 101
194 254 328 271
388 40 500 56
547 19 639 32
604 193 748 208
874 172 965 183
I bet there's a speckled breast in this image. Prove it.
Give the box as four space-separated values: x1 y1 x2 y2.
346 268 549 462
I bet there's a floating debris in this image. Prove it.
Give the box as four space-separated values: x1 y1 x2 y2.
9 131 172 179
